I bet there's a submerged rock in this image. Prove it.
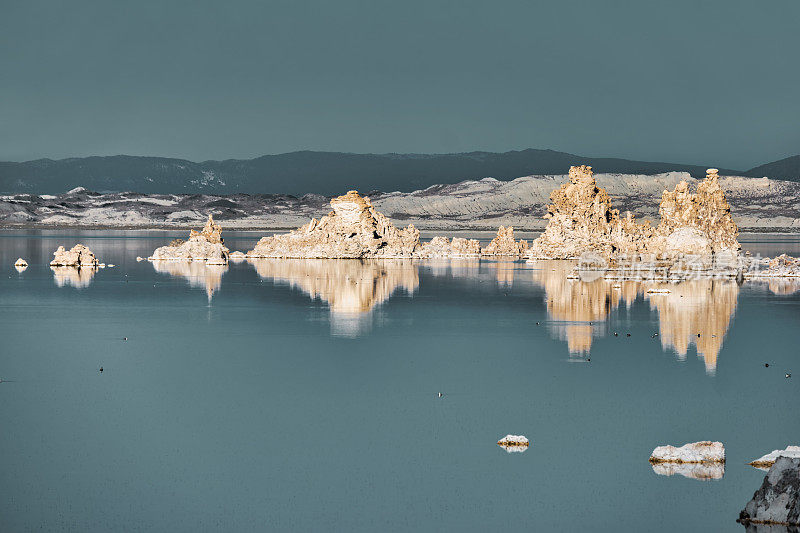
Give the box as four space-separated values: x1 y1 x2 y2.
651 461 725 480
482 226 528 256
738 457 800 526
149 215 229 264
750 447 800 471
497 434 529 453
649 441 725 464
50 244 99 267
248 191 420 259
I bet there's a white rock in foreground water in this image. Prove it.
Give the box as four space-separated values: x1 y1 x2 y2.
738 457 800 526
651 461 725 480
497 434 529 453
50 244 99 267
649 441 725 463
14 258 27 267
149 215 229 264
749 446 800 470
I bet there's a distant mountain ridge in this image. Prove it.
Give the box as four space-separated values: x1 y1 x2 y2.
0 149 796 195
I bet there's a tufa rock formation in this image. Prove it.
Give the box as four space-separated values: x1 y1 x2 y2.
248 191 420 258
738 457 800 527
526 166 741 262
416 236 481 258
526 165 653 259
749 447 800 471
649 441 726 464
481 226 528 256
150 215 229 264
50 244 99 267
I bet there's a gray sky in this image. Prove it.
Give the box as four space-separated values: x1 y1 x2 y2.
1 0 798 169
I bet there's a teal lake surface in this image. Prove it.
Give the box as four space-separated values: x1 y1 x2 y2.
1 230 799 531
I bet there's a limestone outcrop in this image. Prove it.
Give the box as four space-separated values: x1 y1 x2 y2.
738 457 800 526
50 244 99 267
149 215 229 264
525 165 653 259
481 226 528 256
526 166 741 263
649 441 725 464
248 191 420 259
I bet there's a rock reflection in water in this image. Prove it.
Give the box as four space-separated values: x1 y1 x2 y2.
248 259 418 337
650 462 725 480
51 266 97 288
529 260 739 373
151 261 228 301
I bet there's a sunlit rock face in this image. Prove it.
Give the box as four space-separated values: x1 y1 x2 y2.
417 236 481 258
527 166 741 263
529 261 738 370
650 441 726 464
151 260 228 300
150 215 230 264
51 266 97 288
481 226 528 256
654 169 740 257
248 259 418 336
526 166 653 259
651 461 725 480
645 280 739 375
50 244 99 267
749 446 800 471
248 191 420 259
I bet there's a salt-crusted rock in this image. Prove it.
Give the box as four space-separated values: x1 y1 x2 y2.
526 166 741 263
750 255 800 278
655 169 740 256
525 165 652 259
651 461 725 480
649 441 725 464
248 191 420 258
417 236 481 258
497 434 529 453
738 457 800 526
50 244 99 267
750 447 800 471
481 226 528 256
14 258 27 267
149 215 229 264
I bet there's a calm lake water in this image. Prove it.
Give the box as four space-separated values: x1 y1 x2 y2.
1 230 799 532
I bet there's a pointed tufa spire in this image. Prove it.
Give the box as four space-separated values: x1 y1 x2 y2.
190 214 224 244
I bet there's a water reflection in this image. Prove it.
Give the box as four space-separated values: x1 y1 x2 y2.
529 260 739 373
650 462 724 480
249 259 418 337
151 261 228 301
51 266 97 288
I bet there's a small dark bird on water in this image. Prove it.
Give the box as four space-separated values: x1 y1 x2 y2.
587 358 591 362
787 373 792 379
626 333 631 337
99 367 103 373
697 333 701 337
614 332 618 337
437 392 443 398
765 363 770 368
123 337 127 341
536 322 540 325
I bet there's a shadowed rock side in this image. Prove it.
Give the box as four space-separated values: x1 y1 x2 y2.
150 215 229 264
248 191 420 258
529 260 738 370
525 166 741 263
151 260 228 301
739 457 800 527
248 258 418 336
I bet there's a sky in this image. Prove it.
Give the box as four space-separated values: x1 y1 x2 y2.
1 0 798 170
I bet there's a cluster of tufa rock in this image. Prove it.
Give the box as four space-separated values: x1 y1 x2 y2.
150 215 230 264
247 190 528 259
525 166 740 263
738 457 800 527
50 244 99 267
